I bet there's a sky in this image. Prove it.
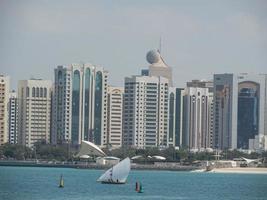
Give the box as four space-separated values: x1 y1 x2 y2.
1 0 267 90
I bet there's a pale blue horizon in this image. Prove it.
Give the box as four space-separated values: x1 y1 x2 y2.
1 0 267 90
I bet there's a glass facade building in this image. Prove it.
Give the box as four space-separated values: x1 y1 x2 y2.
168 88 184 148
53 64 108 146
71 70 80 144
213 73 267 151
237 83 259 149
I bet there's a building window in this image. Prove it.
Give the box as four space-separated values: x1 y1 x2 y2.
36 87 39 97
44 88 47 98
26 87 30 97
32 87 35 97
40 88 43 97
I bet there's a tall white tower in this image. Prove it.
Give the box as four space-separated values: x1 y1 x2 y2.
123 76 169 149
8 91 18 144
17 79 52 147
107 86 124 148
0 75 10 145
183 81 213 151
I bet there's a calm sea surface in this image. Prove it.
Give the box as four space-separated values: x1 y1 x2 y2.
0 166 266 200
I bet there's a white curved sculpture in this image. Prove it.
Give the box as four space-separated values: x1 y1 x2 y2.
131 155 143 160
76 140 106 157
241 157 261 164
152 155 166 160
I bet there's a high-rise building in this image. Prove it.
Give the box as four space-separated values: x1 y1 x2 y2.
17 79 52 147
183 80 213 151
146 50 173 86
168 87 184 148
107 86 124 148
237 74 267 151
52 64 108 146
8 91 18 144
123 75 169 149
0 75 10 145
213 74 238 150
213 73 267 151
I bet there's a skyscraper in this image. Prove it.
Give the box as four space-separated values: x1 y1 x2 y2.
123 75 169 149
237 74 267 151
213 74 238 150
17 79 52 147
8 91 18 144
238 87 258 149
0 75 10 145
213 73 267 151
183 80 213 151
107 86 124 148
52 64 108 146
168 87 184 148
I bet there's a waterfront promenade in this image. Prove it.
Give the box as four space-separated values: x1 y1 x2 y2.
211 167 267 174
1 160 267 173
0 160 200 171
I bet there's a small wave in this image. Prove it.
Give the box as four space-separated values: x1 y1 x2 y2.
92 195 187 200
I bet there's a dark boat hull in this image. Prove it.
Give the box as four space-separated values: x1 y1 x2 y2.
100 181 126 184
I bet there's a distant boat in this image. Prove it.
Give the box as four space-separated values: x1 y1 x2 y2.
97 157 130 184
136 182 143 193
135 182 139 191
59 174 64 188
138 183 143 193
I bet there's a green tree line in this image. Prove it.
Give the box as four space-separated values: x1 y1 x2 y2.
0 142 77 161
1 143 266 162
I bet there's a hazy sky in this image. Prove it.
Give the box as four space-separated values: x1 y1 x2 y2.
1 0 267 90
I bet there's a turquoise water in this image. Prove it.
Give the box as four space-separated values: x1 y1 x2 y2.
0 166 267 200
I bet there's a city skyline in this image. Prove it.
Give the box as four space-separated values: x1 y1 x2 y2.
1 0 267 90
1 2 267 199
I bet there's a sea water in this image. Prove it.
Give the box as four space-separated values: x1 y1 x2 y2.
0 166 266 200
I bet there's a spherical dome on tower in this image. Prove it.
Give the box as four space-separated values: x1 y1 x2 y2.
146 50 161 64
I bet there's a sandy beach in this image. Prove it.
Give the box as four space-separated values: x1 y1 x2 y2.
211 167 267 174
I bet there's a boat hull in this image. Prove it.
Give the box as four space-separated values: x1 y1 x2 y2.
100 181 126 184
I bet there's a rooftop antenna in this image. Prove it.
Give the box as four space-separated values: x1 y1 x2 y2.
158 37 168 66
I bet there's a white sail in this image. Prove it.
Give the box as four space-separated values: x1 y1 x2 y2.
97 157 130 184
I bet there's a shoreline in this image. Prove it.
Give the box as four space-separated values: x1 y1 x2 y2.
0 160 199 171
1 161 267 174
210 167 267 174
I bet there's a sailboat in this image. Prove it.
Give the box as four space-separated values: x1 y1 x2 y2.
97 157 130 184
